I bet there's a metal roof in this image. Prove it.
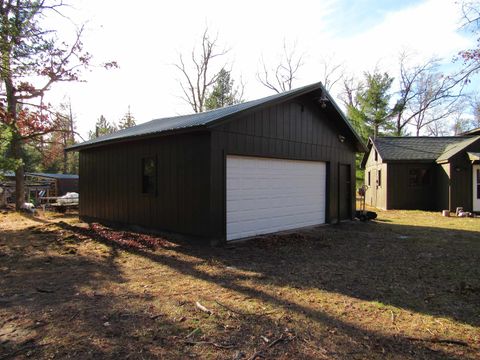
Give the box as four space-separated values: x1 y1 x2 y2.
68 82 366 152
371 136 471 162
27 172 79 180
0 170 15 178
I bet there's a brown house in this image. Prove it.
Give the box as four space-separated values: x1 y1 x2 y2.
68 82 365 243
362 136 480 212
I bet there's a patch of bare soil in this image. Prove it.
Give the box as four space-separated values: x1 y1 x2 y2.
0 209 479 359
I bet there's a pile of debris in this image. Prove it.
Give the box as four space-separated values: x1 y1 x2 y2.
442 207 477 218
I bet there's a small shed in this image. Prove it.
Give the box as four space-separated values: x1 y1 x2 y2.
68 82 365 243
26 173 79 200
362 136 480 212
1 171 78 205
0 171 16 206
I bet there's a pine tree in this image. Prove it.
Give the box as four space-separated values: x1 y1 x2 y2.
354 72 395 139
41 104 78 173
118 106 136 129
89 115 117 139
205 69 243 110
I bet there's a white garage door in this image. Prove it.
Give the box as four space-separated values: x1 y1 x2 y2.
226 155 326 241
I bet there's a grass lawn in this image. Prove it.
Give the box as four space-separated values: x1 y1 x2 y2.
0 209 479 359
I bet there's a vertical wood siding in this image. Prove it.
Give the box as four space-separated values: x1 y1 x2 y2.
387 163 437 210
436 164 450 211
450 156 473 212
79 98 359 241
449 141 480 212
79 132 211 237
364 149 387 209
209 99 356 240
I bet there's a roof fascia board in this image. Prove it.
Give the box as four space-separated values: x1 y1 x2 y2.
66 126 207 152
385 159 436 164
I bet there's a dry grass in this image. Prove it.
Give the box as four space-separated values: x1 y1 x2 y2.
0 209 479 359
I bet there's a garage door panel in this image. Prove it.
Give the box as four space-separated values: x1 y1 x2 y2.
226 155 326 241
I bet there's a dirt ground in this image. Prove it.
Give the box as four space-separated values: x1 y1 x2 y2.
0 209 479 359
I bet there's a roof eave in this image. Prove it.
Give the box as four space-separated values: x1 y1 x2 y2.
436 159 449 164
66 125 207 152
385 159 436 164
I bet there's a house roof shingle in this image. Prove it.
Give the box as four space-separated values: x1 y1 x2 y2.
372 137 466 162
367 135 480 165
67 82 366 152
436 135 480 162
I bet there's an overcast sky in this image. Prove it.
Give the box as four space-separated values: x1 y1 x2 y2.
45 0 476 139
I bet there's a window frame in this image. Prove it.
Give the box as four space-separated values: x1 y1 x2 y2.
408 168 431 187
141 156 157 196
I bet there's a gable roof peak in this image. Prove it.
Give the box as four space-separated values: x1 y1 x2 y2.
68 81 366 152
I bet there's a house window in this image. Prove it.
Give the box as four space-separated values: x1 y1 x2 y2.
377 169 382 186
409 168 430 187
374 150 378 162
368 171 371 186
141 157 157 195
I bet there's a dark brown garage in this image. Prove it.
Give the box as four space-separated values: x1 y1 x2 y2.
68 82 365 243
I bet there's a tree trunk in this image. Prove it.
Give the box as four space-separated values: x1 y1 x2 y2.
63 149 67 173
13 138 25 209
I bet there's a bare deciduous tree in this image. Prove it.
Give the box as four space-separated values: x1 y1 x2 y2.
450 105 473 135
408 71 467 136
461 0 480 26
174 28 228 113
257 40 304 93
470 95 480 129
339 75 364 109
392 53 468 136
391 53 438 135
456 1 480 82
318 55 345 92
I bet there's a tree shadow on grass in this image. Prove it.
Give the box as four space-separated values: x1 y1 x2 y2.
0 227 190 359
53 220 480 359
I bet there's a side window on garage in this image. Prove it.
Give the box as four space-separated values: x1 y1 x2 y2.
377 169 382 186
368 171 371 186
141 157 157 195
